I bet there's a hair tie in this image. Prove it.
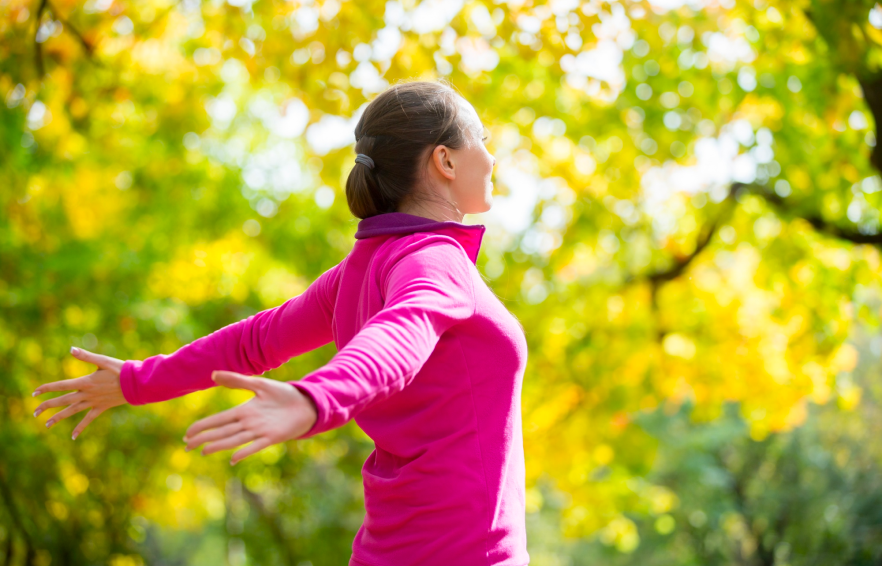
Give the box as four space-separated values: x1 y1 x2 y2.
355 154 375 170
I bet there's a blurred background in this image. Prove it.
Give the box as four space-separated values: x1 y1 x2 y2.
3 0 882 564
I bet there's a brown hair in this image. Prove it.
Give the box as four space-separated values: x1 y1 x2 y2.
345 80 472 219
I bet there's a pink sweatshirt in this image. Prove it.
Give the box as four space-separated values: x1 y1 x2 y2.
120 212 530 565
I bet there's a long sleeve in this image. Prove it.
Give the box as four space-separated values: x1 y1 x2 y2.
291 238 476 437
119 263 341 405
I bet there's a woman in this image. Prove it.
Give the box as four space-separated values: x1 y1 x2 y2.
33 80 529 566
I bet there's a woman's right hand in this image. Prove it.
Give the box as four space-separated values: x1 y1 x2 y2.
33 347 128 440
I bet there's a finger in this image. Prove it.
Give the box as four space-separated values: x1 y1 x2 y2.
211 371 261 393
231 438 273 466
46 402 90 429
33 392 83 417
72 408 104 440
185 421 244 452
202 430 257 456
185 407 240 439
33 376 91 397
70 346 121 371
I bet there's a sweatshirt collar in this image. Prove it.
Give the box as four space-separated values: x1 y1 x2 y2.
354 212 486 264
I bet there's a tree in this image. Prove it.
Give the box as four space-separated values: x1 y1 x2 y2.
2 0 881 562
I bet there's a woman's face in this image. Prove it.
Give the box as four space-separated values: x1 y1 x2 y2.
449 98 496 214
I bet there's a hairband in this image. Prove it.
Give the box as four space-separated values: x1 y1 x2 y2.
355 154 375 170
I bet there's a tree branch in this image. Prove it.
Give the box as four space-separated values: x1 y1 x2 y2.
740 183 882 246
50 1 95 57
858 73 882 178
33 0 95 78
646 220 721 286
627 185 739 289
34 0 48 77
632 180 882 295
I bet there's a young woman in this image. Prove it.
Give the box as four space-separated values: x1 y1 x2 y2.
33 80 530 566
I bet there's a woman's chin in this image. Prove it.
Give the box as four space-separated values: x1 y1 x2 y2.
478 196 493 214
481 189 494 211
462 192 493 215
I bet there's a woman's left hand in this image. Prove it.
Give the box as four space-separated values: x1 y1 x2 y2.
183 371 318 465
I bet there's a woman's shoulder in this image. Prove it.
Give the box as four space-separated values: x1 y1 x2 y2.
373 232 478 302
379 231 474 269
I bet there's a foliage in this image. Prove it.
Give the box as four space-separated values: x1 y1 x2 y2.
528 331 882 565
2 0 882 563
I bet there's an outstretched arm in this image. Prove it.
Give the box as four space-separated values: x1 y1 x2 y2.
121 263 341 405
32 263 341 437
183 237 476 462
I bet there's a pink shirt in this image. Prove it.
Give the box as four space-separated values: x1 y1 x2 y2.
120 212 530 565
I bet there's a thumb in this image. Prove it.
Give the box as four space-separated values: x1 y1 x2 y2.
211 371 261 392
71 347 121 371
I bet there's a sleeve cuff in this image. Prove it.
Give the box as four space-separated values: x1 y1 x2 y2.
119 360 143 406
288 380 334 438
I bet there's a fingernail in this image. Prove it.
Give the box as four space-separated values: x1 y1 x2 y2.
34 410 41 417
72 433 78 440
32 391 38 397
230 461 236 466
46 422 51 428
70 346 79 355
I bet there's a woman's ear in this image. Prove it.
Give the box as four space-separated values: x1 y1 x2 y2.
430 145 456 181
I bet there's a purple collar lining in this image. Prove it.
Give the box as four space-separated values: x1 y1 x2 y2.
354 212 486 264
354 212 482 238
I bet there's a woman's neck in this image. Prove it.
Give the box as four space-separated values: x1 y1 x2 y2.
397 197 464 224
